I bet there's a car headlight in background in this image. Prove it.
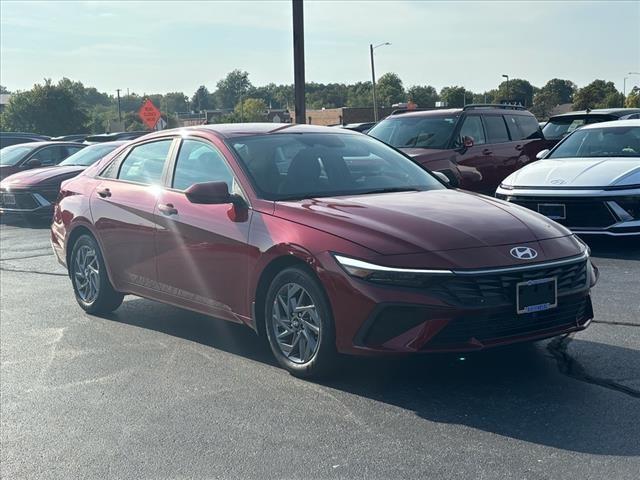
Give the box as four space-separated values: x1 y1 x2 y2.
333 254 453 288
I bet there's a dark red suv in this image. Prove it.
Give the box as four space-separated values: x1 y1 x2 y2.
51 124 597 377
368 105 546 194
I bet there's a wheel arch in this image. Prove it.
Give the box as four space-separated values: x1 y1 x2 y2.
252 252 326 338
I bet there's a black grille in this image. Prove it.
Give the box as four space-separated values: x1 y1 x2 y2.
427 260 587 308
0 191 39 210
429 295 592 346
507 196 616 228
362 306 432 346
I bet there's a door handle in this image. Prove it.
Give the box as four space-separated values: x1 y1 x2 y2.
482 149 492 155
158 203 178 216
96 187 111 198
515 144 523 151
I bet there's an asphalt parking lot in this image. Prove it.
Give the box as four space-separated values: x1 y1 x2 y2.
1 218 639 479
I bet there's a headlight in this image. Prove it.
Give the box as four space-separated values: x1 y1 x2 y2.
333 254 453 288
499 183 514 190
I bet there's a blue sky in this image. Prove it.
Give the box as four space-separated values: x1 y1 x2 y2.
1 0 639 96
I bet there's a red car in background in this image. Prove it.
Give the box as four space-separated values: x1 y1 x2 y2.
51 124 597 377
368 105 546 194
1 141 126 218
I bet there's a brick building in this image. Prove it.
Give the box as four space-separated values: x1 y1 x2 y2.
293 106 397 126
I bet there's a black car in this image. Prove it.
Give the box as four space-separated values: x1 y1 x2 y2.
0 132 51 149
83 131 148 144
542 108 640 142
339 122 377 133
0 142 86 180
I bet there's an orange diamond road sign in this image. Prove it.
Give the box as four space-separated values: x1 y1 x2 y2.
139 99 162 130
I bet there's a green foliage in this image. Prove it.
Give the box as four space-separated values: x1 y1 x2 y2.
0 79 88 135
235 98 268 122
439 86 472 108
407 85 438 108
216 70 252 109
0 85 9 94
573 80 623 110
376 73 405 106
191 85 213 111
626 86 640 108
495 79 536 106
531 79 577 119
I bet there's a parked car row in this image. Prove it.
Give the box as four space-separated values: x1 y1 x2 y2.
0 130 148 149
0 111 636 378
1 141 126 217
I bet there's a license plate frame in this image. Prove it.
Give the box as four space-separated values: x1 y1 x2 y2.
537 203 566 220
2 193 16 206
516 277 558 314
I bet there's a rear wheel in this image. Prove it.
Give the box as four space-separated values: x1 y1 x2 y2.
70 234 123 314
265 267 337 378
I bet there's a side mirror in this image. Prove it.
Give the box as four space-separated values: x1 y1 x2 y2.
433 171 451 186
463 136 474 148
185 181 244 206
25 158 42 168
536 149 550 160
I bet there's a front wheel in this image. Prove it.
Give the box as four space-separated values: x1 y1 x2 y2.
70 234 124 314
264 267 337 378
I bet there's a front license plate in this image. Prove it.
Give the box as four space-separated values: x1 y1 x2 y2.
517 277 557 314
2 193 16 205
537 203 566 220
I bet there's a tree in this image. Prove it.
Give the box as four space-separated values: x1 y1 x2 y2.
626 86 640 108
439 86 472 108
407 85 438 108
345 81 372 107
531 78 577 119
215 70 252 109
495 78 536 106
0 79 87 135
376 73 405 106
163 92 189 114
573 80 623 110
0 85 10 94
235 98 268 122
190 85 212 111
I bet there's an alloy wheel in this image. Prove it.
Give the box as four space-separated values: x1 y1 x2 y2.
73 244 100 304
271 282 321 364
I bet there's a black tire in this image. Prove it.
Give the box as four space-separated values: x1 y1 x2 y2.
69 234 124 314
264 266 337 378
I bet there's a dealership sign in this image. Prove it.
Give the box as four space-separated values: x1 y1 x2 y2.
138 99 162 130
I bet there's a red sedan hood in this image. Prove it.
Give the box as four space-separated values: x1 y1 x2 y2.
0 165 85 188
275 190 571 255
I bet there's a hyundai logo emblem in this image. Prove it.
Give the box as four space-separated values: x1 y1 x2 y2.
510 246 538 260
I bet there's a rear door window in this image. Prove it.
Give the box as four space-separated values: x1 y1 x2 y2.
117 139 173 185
456 115 486 146
483 115 510 143
505 115 542 140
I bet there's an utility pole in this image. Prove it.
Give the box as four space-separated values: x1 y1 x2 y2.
292 0 306 124
370 42 390 122
116 89 122 122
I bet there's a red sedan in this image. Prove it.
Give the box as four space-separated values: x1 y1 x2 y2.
51 124 597 377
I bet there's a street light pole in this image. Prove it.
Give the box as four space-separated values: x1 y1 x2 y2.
370 42 390 122
116 89 122 122
502 74 509 104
